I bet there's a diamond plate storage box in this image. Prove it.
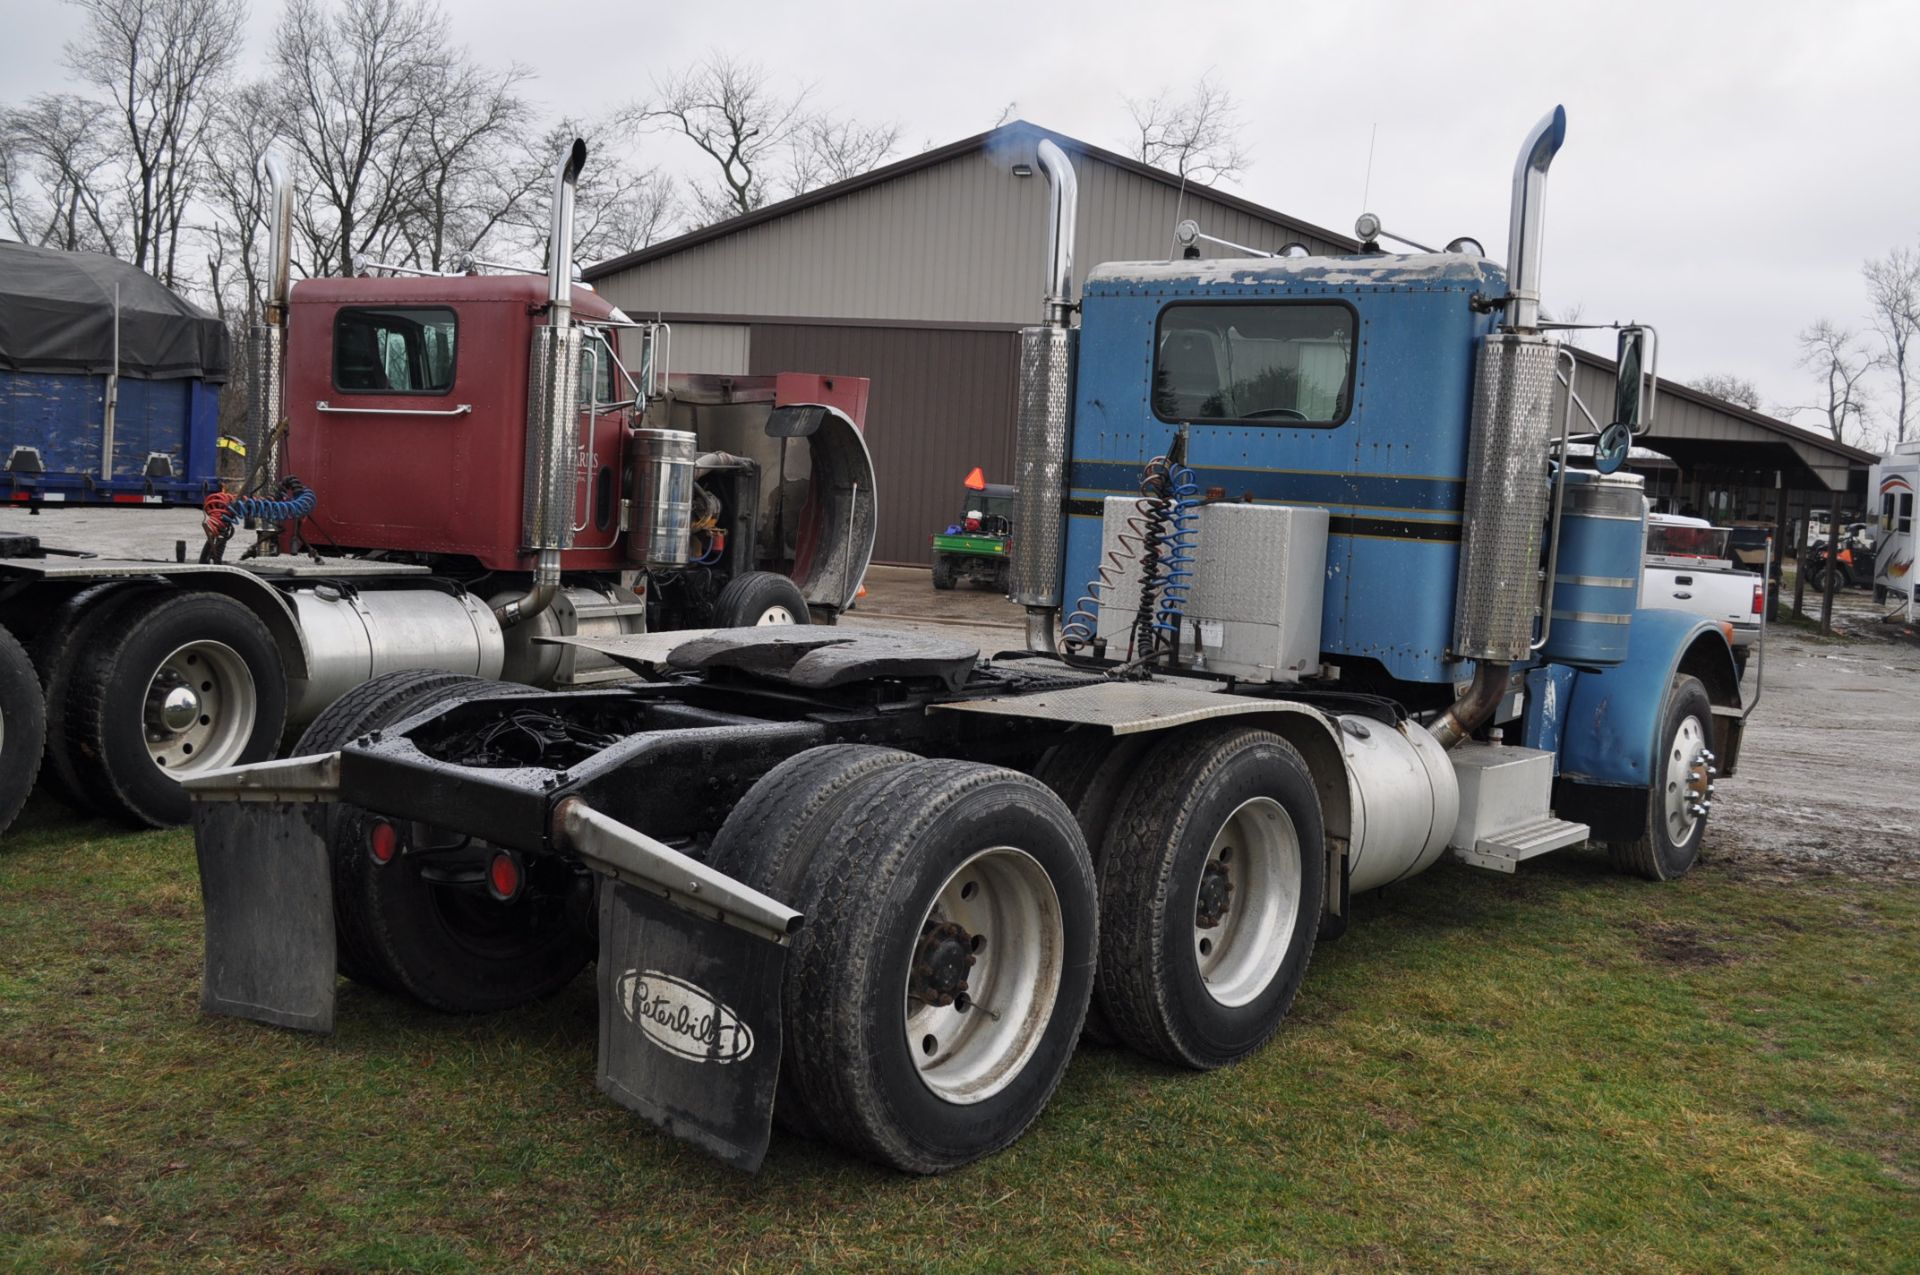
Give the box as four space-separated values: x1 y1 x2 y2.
1095 498 1328 681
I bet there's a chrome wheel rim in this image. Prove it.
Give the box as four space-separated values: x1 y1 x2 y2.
1193 796 1300 1008
905 846 1063 1105
1664 715 1713 843
756 604 797 625
143 640 256 775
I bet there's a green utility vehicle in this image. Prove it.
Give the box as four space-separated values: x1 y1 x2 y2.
930 468 1015 591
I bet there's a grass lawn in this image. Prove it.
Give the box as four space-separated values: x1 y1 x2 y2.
3 799 1915 1273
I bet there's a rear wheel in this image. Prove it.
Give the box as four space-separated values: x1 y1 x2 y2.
780 759 1096 1173
713 571 810 626
930 555 956 590
0 623 45 836
299 672 588 1011
1098 724 1324 1069
1607 674 1715 881
709 743 920 1137
1032 734 1152 1045
64 591 286 827
32 583 161 810
295 669 500 987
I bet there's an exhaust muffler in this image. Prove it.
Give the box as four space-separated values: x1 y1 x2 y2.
1011 138 1078 650
497 138 588 628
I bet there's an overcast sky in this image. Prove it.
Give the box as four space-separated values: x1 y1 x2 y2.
6 0 1917 445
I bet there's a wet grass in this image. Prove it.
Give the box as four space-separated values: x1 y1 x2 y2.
3 795 1916 1272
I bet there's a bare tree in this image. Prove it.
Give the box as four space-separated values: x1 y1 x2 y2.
1123 73 1250 186
0 94 123 252
392 56 534 271
784 116 900 196
639 53 809 223
198 80 284 321
1789 320 1879 446
1865 246 1920 444
64 0 246 284
991 102 1017 129
271 0 469 276
1688 373 1764 412
500 120 679 267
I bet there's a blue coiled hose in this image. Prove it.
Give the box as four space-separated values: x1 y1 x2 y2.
1150 460 1199 645
225 484 317 525
1059 450 1198 666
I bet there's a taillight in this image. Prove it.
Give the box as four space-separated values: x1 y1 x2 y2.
1752 580 1765 615
487 851 523 902
368 819 399 864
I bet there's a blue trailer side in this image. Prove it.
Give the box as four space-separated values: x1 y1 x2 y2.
1 369 221 504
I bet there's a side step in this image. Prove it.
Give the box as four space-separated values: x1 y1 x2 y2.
1452 816 1590 874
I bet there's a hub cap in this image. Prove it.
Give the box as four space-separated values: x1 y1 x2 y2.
904 846 1063 1105
1193 796 1301 1008
756 605 796 625
1663 715 1716 843
143 640 256 775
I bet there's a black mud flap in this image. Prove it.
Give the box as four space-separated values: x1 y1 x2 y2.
192 801 337 1033
596 880 788 1172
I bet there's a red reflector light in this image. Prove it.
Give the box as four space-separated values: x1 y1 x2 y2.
963 466 986 491
369 820 399 864
487 852 522 901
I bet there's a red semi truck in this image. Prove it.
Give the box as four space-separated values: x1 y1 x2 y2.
0 140 877 834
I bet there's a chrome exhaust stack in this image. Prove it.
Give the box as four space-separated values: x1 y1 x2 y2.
1011 139 1079 649
1503 105 1566 334
497 138 588 629
1432 108 1568 749
246 153 294 500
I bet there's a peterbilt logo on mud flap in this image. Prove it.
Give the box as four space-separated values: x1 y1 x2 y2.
617 969 755 1064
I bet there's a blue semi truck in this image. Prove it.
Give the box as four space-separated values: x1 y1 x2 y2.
184 106 1752 1174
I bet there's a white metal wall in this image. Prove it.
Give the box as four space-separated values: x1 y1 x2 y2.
660 322 751 375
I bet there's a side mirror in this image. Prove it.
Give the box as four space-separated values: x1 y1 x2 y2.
1613 328 1649 432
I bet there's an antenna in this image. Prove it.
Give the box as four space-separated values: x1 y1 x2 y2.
1360 122 1379 210
1169 170 1191 259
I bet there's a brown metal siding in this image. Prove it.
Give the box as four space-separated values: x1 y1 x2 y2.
750 323 1018 566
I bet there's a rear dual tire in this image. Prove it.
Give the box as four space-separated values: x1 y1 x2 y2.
295 670 591 1012
63 590 286 827
721 747 1097 1173
0 623 44 836
1097 725 1325 1070
713 571 810 627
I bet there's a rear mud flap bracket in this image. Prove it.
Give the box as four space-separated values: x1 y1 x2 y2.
192 800 338 1033
595 880 787 1172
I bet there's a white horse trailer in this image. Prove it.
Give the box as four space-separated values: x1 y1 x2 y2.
1869 443 1919 616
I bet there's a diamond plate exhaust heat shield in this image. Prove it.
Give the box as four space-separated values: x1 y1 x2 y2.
1009 325 1073 611
523 325 584 551
1452 334 1559 661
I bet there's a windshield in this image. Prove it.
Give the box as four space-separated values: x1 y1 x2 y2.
1646 522 1729 559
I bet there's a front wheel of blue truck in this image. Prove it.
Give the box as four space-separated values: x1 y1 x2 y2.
776 759 1097 1173
1606 674 1716 882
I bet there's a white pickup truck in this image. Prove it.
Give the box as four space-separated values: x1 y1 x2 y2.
1641 513 1766 674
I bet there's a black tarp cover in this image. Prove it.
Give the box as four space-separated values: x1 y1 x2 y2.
0 241 230 381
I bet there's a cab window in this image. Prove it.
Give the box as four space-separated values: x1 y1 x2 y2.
578 334 619 409
334 307 456 394
1152 302 1355 426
